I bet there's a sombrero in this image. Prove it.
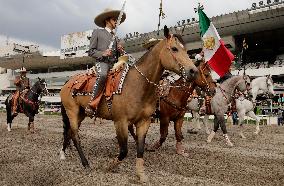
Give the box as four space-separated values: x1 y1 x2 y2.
94 8 126 28
142 38 162 49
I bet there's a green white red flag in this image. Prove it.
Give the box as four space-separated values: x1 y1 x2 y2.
198 8 234 77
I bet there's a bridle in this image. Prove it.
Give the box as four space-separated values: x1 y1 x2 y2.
133 35 191 89
199 62 214 94
30 81 48 97
163 34 188 81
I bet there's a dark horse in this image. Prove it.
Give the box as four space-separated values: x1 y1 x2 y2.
147 61 216 157
127 60 216 156
59 26 198 183
5 78 48 132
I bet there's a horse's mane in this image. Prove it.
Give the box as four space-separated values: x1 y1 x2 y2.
133 34 184 67
173 34 185 46
218 73 233 83
221 75 241 86
131 49 151 67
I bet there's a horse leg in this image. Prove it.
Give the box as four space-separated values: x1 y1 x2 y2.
27 115 35 133
6 102 14 132
60 109 85 160
66 107 89 169
187 111 199 134
218 115 233 147
174 118 188 157
135 119 151 183
108 120 129 171
207 116 218 143
247 111 260 135
128 124 138 143
202 114 211 134
148 116 170 151
238 111 246 139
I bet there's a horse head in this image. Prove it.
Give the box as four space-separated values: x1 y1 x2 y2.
266 74 275 97
156 25 198 81
194 61 216 96
236 75 251 93
36 77 48 95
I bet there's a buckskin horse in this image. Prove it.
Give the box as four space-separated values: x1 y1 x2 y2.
59 26 198 183
5 78 48 132
146 60 216 157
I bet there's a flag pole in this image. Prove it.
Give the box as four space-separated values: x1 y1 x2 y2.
157 0 165 36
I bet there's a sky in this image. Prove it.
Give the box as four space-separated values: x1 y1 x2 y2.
0 0 257 52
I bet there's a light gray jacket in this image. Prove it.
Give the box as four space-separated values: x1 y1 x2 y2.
88 28 117 60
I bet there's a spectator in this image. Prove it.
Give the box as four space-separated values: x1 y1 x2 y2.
277 109 283 126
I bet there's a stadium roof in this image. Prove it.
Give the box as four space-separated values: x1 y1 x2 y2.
0 2 283 70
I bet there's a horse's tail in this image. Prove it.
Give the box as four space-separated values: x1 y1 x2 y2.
61 103 70 136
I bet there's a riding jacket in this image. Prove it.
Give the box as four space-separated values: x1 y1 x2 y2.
88 28 119 64
14 75 30 91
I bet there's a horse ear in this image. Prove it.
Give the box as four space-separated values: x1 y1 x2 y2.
164 25 170 39
38 77 41 81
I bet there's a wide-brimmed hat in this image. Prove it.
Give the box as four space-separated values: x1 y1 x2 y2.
19 67 27 73
94 8 126 28
142 38 162 49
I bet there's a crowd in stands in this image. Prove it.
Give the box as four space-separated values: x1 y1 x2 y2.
244 59 283 69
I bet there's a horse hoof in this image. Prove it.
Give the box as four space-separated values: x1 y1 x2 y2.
187 129 198 134
146 141 161 152
84 166 92 175
240 134 246 139
107 158 121 172
138 174 148 184
59 150 66 160
177 151 189 158
227 142 234 147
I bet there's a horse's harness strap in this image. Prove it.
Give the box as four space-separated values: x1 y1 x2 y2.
165 35 187 81
219 86 230 104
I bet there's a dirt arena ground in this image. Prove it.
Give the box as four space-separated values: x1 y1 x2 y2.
0 113 283 186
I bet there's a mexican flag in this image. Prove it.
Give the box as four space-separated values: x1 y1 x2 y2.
198 8 234 77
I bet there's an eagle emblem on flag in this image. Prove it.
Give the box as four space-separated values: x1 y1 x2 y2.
203 36 215 50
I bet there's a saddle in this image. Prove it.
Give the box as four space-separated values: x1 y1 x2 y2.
67 64 129 110
13 89 38 113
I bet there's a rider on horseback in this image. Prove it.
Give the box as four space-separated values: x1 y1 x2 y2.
85 8 126 117
12 67 30 116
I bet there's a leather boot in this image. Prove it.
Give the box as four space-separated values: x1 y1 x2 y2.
85 71 107 118
12 92 19 116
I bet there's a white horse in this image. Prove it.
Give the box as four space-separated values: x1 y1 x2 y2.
236 75 275 138
190 75 275 139
250 75 275 102
192 75 250 147
187 98 211 135
236 95 260 138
